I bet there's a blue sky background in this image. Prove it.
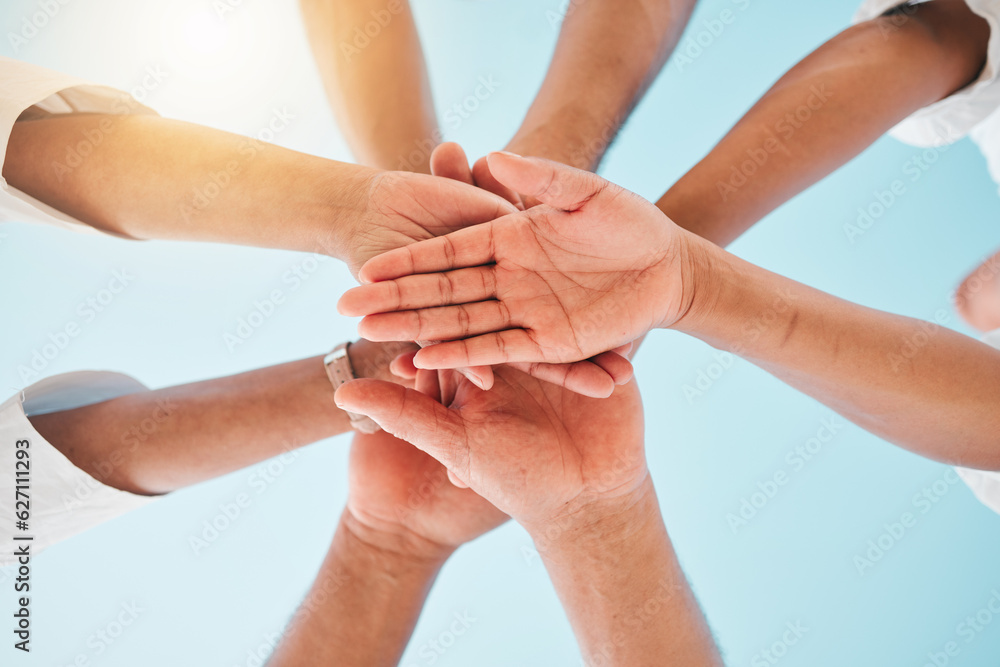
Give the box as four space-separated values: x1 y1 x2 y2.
2 0 1000 665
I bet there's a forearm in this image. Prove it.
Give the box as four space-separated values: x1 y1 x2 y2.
4 113 376 256
300 0 437 173
269 509 446 667
528 478 720 666
658 0 989 246
27 341 411 495
509 0 696 171
678 238 1000 468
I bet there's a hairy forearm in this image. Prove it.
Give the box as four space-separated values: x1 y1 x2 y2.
509 0 696 171
678 238 1000 468
658 0 989 246
4 113 375 256
528 478 720 666
269 510 446 667
300 0 437 173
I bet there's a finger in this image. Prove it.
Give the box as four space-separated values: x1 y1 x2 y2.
357 221 504 284
430 142 475 185
358 301 515 343
457 365 494 392
338 266 497 317
414 368 442 402
390 351 419 380
507 359 616 399
610 343 633 358
412 330 542 369
334 379 468 471
590 351 634 386
447 469 470 488
472 155 524 209
486 151 607 212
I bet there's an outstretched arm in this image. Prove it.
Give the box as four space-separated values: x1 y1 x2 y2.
27 340 411 496
4 113 513 277
658 0 990 246
299 0 438 173
507 0 697 173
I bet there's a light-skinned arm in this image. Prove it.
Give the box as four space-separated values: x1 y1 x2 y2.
333 362 722 666
299 0 438 173
3 113 509 277
340 154 1000 469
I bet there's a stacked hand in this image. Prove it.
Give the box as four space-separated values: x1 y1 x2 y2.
337 358 648 533
347 168 635 397
339 152 702 374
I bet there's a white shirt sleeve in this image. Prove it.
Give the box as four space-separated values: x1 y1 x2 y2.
853 0 1000 147
954 328 1000 517
0 56 159 235
0 371 156 567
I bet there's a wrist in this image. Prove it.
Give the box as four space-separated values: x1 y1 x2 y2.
506 117 603 172
340 506 454 570
347 339 418 386
659 230 727 334
523 475 656 556
314 164 380 269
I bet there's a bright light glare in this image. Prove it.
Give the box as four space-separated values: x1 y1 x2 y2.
182 10 230 56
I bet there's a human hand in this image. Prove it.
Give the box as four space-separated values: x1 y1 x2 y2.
343 169 633 395
344 427 508 561
334 363 647 531
340 169 516 279
339 153 701 371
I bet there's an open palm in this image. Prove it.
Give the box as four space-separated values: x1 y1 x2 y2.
339 153 697 371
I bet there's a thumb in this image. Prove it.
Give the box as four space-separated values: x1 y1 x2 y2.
335 379 469 472
486 151 606 212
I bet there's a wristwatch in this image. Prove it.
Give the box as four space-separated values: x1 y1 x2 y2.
324 342 381 434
